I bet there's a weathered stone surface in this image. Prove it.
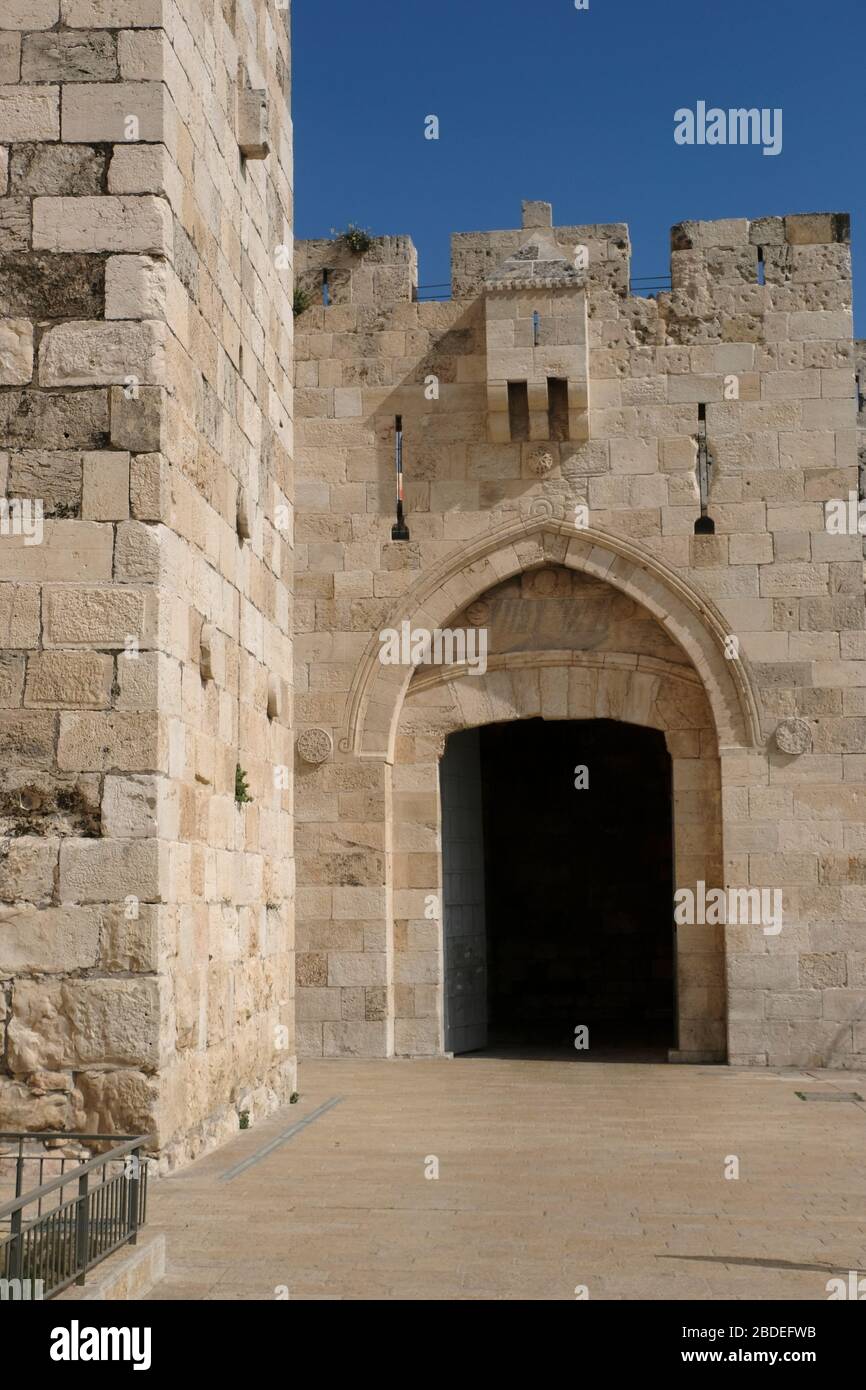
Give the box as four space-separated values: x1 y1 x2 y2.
61 0 165 28
0 837 59 905
0 389 109 449
6 450 82 514
39 320 167 388
109 385 163 451
9 143 106 197
33 195 172 255
4 0 61 27
44 585 149 646
98 902 158 972
61 82 165 143
0 86 59 142
0 1078 76 1132
0 772 100 837
7 978 161 1072
102 775 159 838
0 713 56 769
105 255 166 320
74 1069 159 1136
0 317 33 385
21 31 118 83
0 585 40 647
57 712 163 773
0 34 21 85
0 197 30 252
25 651 113 708
0 905 100 973
81 449 130 519
0 252 104 319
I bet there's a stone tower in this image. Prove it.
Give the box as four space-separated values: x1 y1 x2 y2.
293 201 865 1069
0 0 295 1168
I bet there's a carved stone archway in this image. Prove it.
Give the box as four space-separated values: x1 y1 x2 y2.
342 517 765 763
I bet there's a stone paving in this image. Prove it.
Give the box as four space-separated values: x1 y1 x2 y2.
144 1057 866 1301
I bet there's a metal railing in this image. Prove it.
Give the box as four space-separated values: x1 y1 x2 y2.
0 1133 152 1300
414 283 452 302
630 275 673 297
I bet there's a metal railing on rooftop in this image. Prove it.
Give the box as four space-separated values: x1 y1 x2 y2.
414 283 452 302
0 1133 152 1301
630 275 673 297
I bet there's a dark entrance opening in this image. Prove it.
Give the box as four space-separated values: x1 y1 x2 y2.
441 719 676 1058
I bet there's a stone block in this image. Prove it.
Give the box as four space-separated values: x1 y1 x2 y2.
61 82 165 143
61 0 165 24
39 320 167 387
0 251 104 318
105 254 170 321
0 905 99 973
82 449 130 519
0 317 33 385
0 712 56 768
101 775 159 838
8 143 106 198
57 711 163 771
0 197 30 252
0 35 21 85
44 585 150 647
25 651 113 708
0 837 59 904
0 522 113 583
0 86 59 142
7 977 160 1072
0 585 40 646
21 31 118 82
33 195 171 255
3 0 60 25
74 1069 159 1136
59 837 162 903
110 385 163 451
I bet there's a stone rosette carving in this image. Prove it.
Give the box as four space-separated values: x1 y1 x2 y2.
775 718 812 756
528 448 555 478
297 727 333 764
465 601 491 627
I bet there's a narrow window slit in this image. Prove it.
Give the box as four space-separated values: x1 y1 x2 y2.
532 311 541 347
756 247 766 286
694 403 715 534
507 382 530 442
322 269 330 306
547 377 569 442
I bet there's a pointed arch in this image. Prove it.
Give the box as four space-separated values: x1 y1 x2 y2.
340 517 764 761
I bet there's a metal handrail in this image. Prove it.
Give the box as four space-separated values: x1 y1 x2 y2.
0 1136 147 1218
0 1133 152 1299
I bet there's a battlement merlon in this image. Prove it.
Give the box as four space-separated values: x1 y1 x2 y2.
297 204 852 323
295 236 418 309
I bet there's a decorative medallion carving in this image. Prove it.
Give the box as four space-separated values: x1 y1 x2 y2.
297 727 333 764
528 448 555 477
465 600 491 627
775 718 811 756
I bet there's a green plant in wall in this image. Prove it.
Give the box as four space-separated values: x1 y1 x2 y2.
293 285 311 316
239 1111 250 1130
338 223 374 255
235 764 253 805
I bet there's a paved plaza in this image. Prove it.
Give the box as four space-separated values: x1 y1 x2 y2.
144 1057 866 1301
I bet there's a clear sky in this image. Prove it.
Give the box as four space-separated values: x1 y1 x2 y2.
293 0 864 331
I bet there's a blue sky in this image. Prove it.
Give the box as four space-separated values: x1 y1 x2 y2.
294 0 864 331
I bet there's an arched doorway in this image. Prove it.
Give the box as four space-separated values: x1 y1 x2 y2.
393 647 727 1064
441 719 676 1058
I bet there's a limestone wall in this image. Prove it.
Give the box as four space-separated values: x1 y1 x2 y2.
293 203 864 1069
0 0 295 1167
